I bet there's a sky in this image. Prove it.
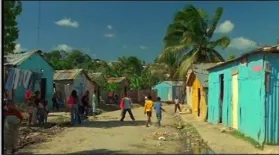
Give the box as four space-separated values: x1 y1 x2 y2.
16 1 279 62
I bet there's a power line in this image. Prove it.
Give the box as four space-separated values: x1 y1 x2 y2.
37 1 41 49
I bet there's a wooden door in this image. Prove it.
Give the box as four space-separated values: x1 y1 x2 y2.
232 74 239 129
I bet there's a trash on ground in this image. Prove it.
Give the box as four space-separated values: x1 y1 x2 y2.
158 136 166 141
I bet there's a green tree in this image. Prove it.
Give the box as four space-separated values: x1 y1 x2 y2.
4 1 22 54
161 5 230 78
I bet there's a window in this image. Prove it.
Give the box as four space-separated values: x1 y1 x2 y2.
265 72 270 92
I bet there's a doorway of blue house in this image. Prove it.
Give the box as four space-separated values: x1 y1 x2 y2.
197 88 201 117
40 78 47 100
219 74 224 123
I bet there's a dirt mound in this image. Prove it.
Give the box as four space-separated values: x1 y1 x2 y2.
17 122 65 151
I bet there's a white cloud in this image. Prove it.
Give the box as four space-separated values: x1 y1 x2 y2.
215 20 234 33
14 44 27 53
104 33 115 38
55 44 73 52
55 18 79 28
229 37 258 50
139 46 147 50
107 25 113 30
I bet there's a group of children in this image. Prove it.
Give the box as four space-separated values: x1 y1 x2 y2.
144 96 165 127
26 90 49 125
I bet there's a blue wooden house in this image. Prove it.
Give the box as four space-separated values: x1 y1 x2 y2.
4 50 54 107
207 45 279 145
152 81 183 102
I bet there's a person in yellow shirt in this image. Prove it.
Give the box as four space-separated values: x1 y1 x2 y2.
144 96 154 127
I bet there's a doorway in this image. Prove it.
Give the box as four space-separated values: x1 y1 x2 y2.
219 74 224 123
197 88 201 117
231 73 239 129
124 86 127 96
40 78 47 100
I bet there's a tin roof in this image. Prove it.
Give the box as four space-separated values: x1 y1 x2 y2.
88 72 106 85
207 44 279 71
4 50 55 69
54 69 83 81
187 63 217 87
107 77 127 83
164 81 184 86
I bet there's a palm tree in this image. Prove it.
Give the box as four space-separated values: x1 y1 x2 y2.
152 51 185 80
161 5 231 78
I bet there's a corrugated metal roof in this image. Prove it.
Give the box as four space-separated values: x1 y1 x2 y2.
54 69 83 81
107 77 126 83
208 44 279 70
188 63 217 87
164 81 184 86
4 50 40 66
88 72 106 85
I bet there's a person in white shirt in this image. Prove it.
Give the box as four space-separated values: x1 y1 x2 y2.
174 96 181 113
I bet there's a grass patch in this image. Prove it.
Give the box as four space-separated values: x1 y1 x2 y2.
229 130 263 150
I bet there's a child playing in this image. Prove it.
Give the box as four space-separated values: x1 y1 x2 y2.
154 97 165 127
144 96 154 127
4 102 24 154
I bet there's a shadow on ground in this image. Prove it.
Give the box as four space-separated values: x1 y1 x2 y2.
79 120 146 128
16 149 124 154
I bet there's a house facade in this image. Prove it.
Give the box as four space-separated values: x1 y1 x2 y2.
186 63 216 121
54 69 97 104
4 50 54 106
152 81 183 102
207 45 279 145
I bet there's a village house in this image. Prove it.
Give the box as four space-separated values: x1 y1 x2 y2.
88 72 106 104
107 77 129 100
152 81 183 102
186 63 216 121
4 50 54 106
53 69 98 104
207 45 279 145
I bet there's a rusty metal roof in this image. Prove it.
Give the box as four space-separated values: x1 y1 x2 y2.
54 69 83 81
208 44 279 71
107 77 126 83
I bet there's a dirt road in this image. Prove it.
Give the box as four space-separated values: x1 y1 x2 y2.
19 104 204 154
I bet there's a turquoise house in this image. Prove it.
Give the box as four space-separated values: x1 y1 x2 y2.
4 50 54 107
152 81 183 102
207 45 279 145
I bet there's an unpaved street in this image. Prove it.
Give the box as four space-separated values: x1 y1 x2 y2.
19 105 209 154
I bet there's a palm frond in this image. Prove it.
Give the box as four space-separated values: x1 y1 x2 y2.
210 49 225 62
207 7 223 39
208 36 230 49
177 49 199 78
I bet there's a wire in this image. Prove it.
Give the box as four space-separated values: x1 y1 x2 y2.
37 1 41 49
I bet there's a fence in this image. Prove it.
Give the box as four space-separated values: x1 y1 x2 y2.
127 89 157 104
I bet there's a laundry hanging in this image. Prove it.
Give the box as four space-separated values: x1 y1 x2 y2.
5 68 42 91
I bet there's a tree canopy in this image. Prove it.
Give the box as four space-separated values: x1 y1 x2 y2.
4 1 22 54
160 5 231 79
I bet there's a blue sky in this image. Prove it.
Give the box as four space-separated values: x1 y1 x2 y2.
16 1 279 62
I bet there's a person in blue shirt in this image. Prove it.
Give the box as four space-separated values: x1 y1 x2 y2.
154 97 165 127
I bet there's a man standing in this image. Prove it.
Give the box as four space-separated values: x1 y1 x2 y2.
174 96 181 113
120 94 135 121
81 90 90 117
92 90 98 116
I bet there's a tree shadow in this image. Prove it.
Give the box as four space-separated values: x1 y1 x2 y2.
16 149 124 154
78 120 146 128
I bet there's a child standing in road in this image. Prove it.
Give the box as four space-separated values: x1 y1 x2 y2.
154 97 165 127
144 96 154 127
